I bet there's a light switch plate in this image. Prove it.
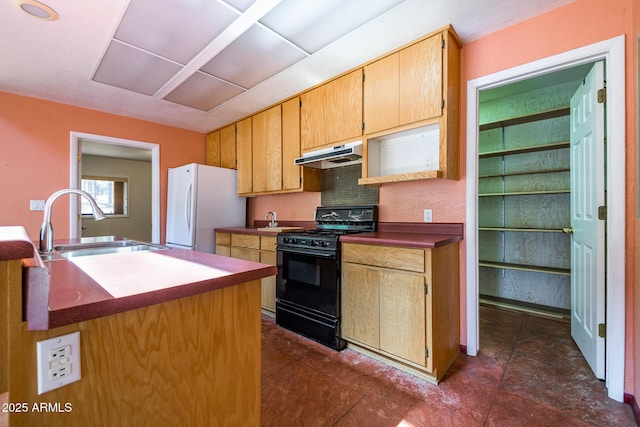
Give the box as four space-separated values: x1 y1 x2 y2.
36 331 81 394
423 209 433 222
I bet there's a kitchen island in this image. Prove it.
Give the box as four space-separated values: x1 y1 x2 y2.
1 226 275 427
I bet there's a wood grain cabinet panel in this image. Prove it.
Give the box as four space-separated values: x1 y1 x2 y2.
252 105 282 193
341 241 460 383
236 117 253 195
218 233 277 314
301 69 363 151
219 124 236 169
205 130 221 167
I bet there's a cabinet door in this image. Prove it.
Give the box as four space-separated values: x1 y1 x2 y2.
341 262 380 348
260 250 277 312
379 271 426 366
300 85 328 151
219 124 236 169
282 97 302 191
326 69 363 143
236 117 253 195
364 53 400 134
205 130 221 167
252 105 282 193
399 34 442 124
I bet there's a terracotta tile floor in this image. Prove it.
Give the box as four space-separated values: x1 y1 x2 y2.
261 306 636 426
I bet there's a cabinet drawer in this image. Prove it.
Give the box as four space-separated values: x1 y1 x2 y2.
231 234 260 249
260 236 276 251
342 243 425 273
216 245 231 257
216 232 231 246
230 247 260 262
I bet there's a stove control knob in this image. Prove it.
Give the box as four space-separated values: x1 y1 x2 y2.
291 238 297 244
321 241 331 247
310 240 318 246
282 237 290 243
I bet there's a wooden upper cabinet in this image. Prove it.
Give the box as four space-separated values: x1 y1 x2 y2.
219 124 236 169
205 130 221 167
252 105 282 193
206 124 236 169
364 33 442 134
282 97 302 191
301 69 363 152
236 117 253 195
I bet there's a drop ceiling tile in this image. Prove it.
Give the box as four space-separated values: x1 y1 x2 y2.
260 0 406 53
200 24 307 89
114 0 240 65
164 71 245 111
93 40 182 96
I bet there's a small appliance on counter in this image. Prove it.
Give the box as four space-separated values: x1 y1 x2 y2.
166 163 246 252
275 205 377 350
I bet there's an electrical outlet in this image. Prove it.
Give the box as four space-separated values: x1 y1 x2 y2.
423 209 433 222
36 332 81 394
30 200 46 211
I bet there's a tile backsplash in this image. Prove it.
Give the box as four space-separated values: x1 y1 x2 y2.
321 164 378 207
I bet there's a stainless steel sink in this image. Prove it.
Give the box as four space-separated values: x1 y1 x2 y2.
40 237 167 261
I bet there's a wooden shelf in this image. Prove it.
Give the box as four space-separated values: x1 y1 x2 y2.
479 227 567 233
479 107 570 131
480 295 570 321
359 170 441 186
479 167 569 178
479 261 570 276
479 190 569 197
479 141 570 158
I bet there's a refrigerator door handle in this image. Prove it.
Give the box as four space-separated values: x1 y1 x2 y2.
185 182 193 229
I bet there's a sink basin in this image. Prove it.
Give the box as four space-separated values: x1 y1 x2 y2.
41 238 167 260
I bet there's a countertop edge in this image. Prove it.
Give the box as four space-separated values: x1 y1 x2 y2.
339 232 462 249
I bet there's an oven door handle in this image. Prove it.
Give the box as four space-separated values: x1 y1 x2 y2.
276 247 337 258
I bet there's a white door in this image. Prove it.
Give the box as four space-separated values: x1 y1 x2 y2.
569 61 606 379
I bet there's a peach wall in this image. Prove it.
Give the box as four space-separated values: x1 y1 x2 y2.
0 92 204 242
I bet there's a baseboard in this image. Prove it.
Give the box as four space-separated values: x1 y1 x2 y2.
624 393 640 425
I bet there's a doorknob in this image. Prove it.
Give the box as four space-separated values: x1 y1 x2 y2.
562 227 574 234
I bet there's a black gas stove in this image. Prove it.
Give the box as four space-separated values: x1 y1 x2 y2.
275 205 377 350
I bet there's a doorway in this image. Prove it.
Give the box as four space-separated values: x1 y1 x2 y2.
466 36 625 402
69 132 161 244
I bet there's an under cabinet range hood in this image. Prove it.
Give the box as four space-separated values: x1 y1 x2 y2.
294 141 362 169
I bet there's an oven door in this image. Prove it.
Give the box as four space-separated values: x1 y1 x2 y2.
276 247 339 317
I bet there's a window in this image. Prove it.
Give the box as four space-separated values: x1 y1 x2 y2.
81 176 128 215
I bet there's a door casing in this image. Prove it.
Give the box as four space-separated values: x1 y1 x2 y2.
465 35 626 402
69 132 161 244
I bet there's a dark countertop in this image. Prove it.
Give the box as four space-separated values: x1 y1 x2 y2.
219 222 464 249
1 227 276 330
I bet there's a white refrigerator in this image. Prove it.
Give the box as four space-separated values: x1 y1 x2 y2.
166 163 246 252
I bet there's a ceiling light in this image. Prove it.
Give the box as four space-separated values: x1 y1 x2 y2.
13 0 58 21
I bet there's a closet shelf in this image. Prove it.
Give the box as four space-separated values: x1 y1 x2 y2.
480 295 570 321
479 167 569 178
479 141 570 158
479 227 568 233
479 107 570 131
479 261 570 276
479 190 569 197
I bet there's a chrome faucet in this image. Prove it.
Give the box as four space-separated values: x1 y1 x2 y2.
265 211 278 228
39 188 106 253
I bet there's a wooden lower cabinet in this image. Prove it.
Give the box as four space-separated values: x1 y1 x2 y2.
341 242 459 382
216 232 277 313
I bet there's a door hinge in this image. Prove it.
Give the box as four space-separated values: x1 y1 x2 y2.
362 73 365 82
441 99 445 110
598 205 607 220
425 346 430 358
597 88 606 104
598 323 606 338
362 122 365 131
424 283 429 295
442 38 445 49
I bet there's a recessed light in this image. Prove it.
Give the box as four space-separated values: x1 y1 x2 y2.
13 0 58 21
